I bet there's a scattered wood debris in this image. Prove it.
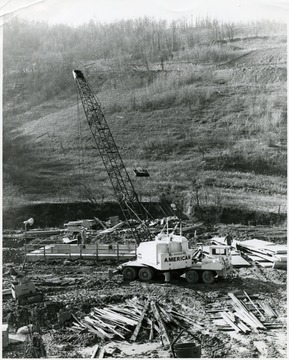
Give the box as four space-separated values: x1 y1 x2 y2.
70 296 201 348
206 291 285 334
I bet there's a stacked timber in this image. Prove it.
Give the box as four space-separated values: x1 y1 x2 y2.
236 239 287 270
206 291 285 333
70 297 202 347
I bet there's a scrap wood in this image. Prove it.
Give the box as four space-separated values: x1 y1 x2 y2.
97 348 106 359
71 313 86 327
234 311 258 330
228 293 266 330
93 308 138 326
220 312 241 333
243 291 265 321
90 313 129 333
147 317 160 333
235 309 266 331
150 301 171 348
231 317 251 334
91 345 99 358
107 305 140 320
263 323 285 329
83 319 113 339
258 301 277 318
89 315 126 339
157 304 173 323
169 310 203 329
217 325 234 331
149 319 154 341
91 314 131 333
130 300 150 341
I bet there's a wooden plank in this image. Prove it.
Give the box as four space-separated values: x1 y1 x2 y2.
90 313 128 335
157 304 173 323
150 301 171 348
256 261 273 268
220 312 241 332
258 302 277 318
149 320 154 341
94 308 137 326
83 322 112 339
98 348 105 359
234 312 257 329
71 313 86 328
228 293 266 329
91 312 131 332
91 345 99 358
130 300 149 341
243 291 265 321
225 312 250 333
263 323 284 329
147 318 160 333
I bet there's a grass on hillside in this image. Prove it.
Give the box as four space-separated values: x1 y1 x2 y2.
3 35 287 219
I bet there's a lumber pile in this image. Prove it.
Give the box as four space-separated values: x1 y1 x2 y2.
206 291 285 333
236 239 287 270
70 296 202 347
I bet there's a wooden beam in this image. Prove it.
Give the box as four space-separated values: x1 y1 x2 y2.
150 301 171 348
243 291 265 321
91 345 99 358
130 300 149 341
220 312 241 332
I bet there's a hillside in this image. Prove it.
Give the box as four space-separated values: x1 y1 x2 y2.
3 19 287 227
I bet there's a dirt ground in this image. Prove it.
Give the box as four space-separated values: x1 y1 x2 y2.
2 224 287 358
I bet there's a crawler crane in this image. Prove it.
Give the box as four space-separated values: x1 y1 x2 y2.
73 70 232 284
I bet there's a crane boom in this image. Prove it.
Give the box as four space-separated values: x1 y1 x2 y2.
72 70 152 244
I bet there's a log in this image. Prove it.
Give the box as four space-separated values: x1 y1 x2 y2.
150 301 171 348
130 300 149 341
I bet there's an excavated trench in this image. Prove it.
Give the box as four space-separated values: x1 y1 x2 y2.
3 201 286 229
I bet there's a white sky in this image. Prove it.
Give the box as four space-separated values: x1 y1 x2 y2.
0 0 288 26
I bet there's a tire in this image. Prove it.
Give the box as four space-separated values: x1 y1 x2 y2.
122 267 137 281
138 267 153 281
185 270 199 284
202 270 215 284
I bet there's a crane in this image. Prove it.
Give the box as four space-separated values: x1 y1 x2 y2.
72 70 153 245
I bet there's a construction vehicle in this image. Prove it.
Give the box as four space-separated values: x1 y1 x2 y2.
10 268 44 305
113 222 232 284
73 70 232 284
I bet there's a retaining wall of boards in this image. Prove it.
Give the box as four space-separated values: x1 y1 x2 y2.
25 243 137 262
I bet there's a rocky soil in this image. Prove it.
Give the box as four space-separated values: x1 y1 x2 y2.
2 224 287 358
